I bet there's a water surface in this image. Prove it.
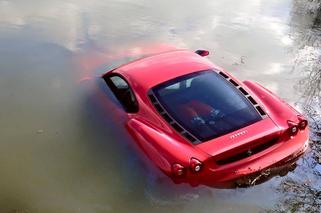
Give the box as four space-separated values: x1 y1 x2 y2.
0 0 320 212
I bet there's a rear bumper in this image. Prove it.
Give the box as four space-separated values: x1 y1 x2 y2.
172 129 309 188
232 145 306 187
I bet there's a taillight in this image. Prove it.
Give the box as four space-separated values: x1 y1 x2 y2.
297 116 308 130
190 158 202 173
287 120 298 136
172 163 185 176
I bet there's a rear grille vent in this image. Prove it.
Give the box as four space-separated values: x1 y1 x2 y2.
162 113 172 123
229 79 239 87
182 132 197 142
149 94 157 103
153 103 164 113
247 96 257 105
216 138 279 165
239 87 249 95
171 123 184 132
217 71 266 118
148 93 199 144
256 106 266 116
219 71 229 79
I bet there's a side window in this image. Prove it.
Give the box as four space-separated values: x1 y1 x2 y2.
110 76 128 89
105 75 139 113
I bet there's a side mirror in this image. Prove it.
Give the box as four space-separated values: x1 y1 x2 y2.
195 50 209 57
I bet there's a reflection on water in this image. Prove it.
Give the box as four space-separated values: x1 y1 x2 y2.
269 0 321 212
0 0 320 212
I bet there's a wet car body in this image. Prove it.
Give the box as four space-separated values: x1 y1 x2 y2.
101 49 309 188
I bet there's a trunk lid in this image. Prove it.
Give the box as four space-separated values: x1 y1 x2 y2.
196 117 282 164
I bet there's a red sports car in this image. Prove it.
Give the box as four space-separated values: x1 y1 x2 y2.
101 49 309 188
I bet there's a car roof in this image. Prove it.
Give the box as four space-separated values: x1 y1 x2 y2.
114 50 219 92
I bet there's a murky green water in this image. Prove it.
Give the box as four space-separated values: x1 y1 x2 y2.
0 0 320 212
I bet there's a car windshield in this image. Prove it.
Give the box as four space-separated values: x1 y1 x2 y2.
152 70 262 142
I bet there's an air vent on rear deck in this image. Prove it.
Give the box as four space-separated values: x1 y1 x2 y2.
217 70 267 118
149 94 157 103
153 103 164 113
219 71 229 79
171 123 184 132
247 96 257 105
162 113 172 123
182 132 197 143
229 79 239 87
239 87 249 95
256 106 266 116
148 93 199 144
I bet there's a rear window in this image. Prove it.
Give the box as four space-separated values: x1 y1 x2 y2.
152 70 262 142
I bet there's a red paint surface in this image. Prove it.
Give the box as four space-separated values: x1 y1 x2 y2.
100 49 309 187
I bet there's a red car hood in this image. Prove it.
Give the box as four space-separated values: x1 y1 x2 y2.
196 118 282 159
